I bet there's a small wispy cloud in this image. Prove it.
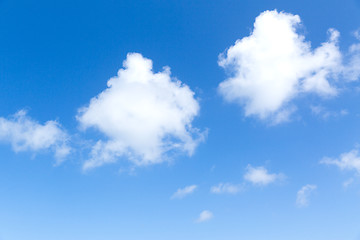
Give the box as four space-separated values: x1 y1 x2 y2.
171 185 197 199
244 165 284 186
296 184 317 207
344 29 360 81
195 210 213 223
320 148 360 174
0 110 70 164
210 183 243 194
310 105 348 119
343 178 354 188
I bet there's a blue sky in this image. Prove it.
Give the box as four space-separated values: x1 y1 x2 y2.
1 0 360 239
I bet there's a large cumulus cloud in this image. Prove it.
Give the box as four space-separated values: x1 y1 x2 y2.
77 53 204 170
218 10 346 123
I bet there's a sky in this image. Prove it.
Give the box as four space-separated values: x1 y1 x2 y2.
1 0 360 239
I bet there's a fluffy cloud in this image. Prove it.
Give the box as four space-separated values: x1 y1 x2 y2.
171 185 197 199
244 165 283 186
210 183 243 194
218 10 344 123
195 210 213 223
77 53 204 170
320 148 360 173
0 110 70 163
296 184 317 207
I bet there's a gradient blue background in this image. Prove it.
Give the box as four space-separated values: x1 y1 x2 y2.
1 0 360 239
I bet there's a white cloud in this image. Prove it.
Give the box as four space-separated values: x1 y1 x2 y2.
244 165 283 186
218 10 344 123
171 185 197 199
210 183 243 194
77 53 205 170
296 184 317 207
320 148 360 173
195 210 213 223
0 110 70 163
